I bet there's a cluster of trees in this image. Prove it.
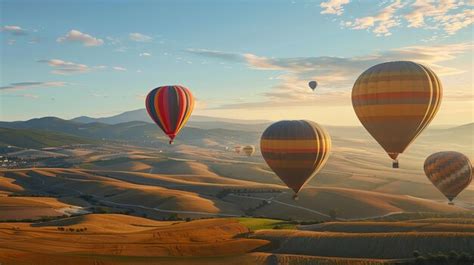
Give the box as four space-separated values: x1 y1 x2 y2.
412 250 474 264
161 213 191 222
216 188 282 199
244 200 270 216
57 227 88 232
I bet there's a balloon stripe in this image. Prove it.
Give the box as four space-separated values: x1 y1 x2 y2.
167 86 179 132
353 91 431 100
159 86 173 133
145 89 165 132
174 86 187 132
177 87 194 133
353 98 430 106
154 89 168 133
354 105 429 116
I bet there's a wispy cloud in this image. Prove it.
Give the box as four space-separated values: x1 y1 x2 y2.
320 0 350 16
328 0 472 37
2 94 40 99
186 48 244 62
404 0 473 35
57 30 104 47
38 59 90 75
113 66 127 71
139 52 151 57
1 25 28 35
129 32 152 42
190 42 471 110
0 81 68 91
344 0 405 36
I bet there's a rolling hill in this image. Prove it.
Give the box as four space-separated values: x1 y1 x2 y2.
0 127 97 149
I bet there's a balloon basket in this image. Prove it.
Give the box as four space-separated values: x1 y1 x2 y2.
392 161 399 168
448 201 454 206
292 194 299 201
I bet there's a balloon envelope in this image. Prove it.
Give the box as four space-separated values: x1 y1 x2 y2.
308 81 317 90
242 145 255 157
424 151 472 203
260 120 331 194
146 85 194 144
352 61 442 167
234 146 242 154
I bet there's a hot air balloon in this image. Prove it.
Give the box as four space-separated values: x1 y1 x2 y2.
352 61 442 168
234 146 242 154
260 120 331 199
242 145 255 157
424 151 472 205
145 85 194 144
308 80 318 91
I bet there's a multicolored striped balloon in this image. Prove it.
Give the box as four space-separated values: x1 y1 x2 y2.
352 61 442 168
145 85 194 144
424 151 472 204
242 145 255 157
260 120 331 196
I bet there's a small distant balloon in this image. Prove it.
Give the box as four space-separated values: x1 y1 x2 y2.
242 145 255 157
308 81 318 91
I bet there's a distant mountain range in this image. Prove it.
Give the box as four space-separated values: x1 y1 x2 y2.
71 109 270 131
0 108 471 150
0 117 261 150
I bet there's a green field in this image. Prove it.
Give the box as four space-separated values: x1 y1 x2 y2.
237 217 297 231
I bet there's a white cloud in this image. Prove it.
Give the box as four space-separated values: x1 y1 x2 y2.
129 32 152 42
1 25 27 35
326 0 472 36
38 59 90 75
320 0 350 16
139 52 151 57
57 30 104 47
404 0 473 35
113 66 127 71
0 81 68 90
345 0 405 36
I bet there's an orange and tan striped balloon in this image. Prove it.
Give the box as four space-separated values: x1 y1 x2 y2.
260 120 331 195
352 61 442 167
424 151 472 203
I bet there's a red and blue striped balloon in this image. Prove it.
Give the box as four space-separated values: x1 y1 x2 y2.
145 85 194 144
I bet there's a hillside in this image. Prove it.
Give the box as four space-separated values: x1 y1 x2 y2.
0 215 270 265
0 168 466 221
253 229 474 259
0 127 96 149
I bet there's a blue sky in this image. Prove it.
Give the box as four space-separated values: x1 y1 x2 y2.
1 0 473 125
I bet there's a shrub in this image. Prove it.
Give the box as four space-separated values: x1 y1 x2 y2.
413 250 420 258
415 256 426 264
448 250 458 260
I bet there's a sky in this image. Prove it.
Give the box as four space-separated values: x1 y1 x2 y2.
1 0 473 125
